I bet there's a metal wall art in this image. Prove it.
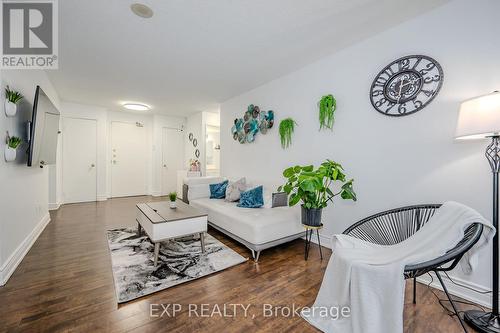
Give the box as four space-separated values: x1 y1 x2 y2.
195 149 200 158
231 104 274 144
192 138 198 147
188 133 194 141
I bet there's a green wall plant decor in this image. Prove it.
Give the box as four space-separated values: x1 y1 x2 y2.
319 94 336 130
279 118 297 149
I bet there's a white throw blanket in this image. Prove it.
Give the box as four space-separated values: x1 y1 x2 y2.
302 201 495 333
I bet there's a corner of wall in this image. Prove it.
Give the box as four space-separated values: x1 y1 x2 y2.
0 212 51 286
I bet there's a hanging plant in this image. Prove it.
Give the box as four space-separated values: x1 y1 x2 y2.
8 136 22 149
279 118 297 149
319 94 336 130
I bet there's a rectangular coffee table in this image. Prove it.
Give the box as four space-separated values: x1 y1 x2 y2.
136 200 208 267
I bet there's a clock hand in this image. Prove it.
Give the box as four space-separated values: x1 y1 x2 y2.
396 77 405 103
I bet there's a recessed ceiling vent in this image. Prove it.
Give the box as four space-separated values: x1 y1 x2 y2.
131 3 153 18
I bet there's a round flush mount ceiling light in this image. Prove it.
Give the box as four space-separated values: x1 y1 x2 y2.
123 103 150 111
130 3 154 18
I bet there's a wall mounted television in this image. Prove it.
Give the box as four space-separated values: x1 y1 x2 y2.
27 86 60 167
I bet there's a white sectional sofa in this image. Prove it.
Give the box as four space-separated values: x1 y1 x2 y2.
183 177 303 261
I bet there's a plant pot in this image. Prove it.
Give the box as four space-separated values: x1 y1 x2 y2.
4 146 16 162
301 205 323 227
4 100 17 117
169 200 177 209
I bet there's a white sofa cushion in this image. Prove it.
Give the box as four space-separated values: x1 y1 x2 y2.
190 197 302 245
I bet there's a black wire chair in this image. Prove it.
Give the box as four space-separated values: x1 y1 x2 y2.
343 204 484 332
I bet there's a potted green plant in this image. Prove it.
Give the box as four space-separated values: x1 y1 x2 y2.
278 159 356 226
168 192 177 209
279 118 297 149
5 135 22 162
319 94 336 130
4 86 23 117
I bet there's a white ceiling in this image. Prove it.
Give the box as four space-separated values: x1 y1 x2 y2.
48 0 449 116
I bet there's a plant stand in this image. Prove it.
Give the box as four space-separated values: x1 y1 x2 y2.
303 223 323 261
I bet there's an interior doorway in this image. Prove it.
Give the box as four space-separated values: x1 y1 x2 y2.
110 121 147 197
205 125 220 176
62 117 97 203
161 127 184 195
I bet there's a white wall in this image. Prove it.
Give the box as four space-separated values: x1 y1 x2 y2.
185 111 220 176
152 114 186 196
0 70 60 285
220 0 500 304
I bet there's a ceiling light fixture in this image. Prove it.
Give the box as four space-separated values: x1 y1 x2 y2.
123 103 150 111
130 3 154 18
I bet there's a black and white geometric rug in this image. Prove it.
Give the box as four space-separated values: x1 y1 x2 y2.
106 228 247 303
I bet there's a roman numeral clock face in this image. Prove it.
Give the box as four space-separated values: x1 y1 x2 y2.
370 55 444 116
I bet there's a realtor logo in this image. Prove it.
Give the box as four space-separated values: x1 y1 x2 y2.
1 0 58 69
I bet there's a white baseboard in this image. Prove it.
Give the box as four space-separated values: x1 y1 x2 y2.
96 195 108 201
0 212 51 286
303 231 332 249
417 272 491 308
151 191 162 197
48 202 60 210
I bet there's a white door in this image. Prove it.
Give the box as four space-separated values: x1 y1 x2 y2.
62 117 97 203
162 128 184 195
111 122 147 197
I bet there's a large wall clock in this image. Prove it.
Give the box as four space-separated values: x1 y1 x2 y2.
370 55 443 117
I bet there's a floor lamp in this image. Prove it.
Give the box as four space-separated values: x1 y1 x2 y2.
456 91 500 332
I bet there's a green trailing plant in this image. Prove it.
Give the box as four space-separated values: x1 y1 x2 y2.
7 136 22 149
278 159 356 209
279 118 297 149
5 86 23 104
168 192 177 202
319 94 336 130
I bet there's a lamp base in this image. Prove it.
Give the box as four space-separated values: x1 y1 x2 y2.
464 310 500 333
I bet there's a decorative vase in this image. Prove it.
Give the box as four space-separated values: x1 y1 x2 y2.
4 146 16 162
4 100 17 117
169 200 177 209
301 205 323 227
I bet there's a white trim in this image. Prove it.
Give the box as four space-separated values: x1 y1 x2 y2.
151 191 162 197
417 272 492 308
303 230 332 249
96 195 108 201
48 202 61 210
0 213 51 286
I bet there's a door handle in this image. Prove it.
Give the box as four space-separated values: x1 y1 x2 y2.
91 164 95 168
163 164 167 168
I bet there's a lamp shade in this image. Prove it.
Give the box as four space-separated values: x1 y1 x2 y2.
456 91 500 140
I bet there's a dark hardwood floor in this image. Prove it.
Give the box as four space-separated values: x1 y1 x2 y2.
0 196 483 332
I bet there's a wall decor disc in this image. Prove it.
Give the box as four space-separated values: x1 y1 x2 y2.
188 133 194 141
232 104 274 144
195 149 200 158
370 55 443 117
192 138 198 147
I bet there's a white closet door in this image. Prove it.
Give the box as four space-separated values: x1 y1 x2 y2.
62 117 97 203
161 128 184 195
111 121 147 197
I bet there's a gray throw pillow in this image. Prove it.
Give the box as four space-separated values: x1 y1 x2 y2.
272 192 288 208
225 178 247 202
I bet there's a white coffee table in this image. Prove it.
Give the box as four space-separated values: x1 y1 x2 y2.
136 200 208 267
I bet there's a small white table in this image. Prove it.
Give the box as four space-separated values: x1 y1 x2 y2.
136 200 208 267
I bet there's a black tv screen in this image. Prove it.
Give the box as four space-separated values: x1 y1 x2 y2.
27 86 60 167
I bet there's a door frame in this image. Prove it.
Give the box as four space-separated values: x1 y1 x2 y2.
109 120 148 198
161 126 184 196
61 116 98 204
